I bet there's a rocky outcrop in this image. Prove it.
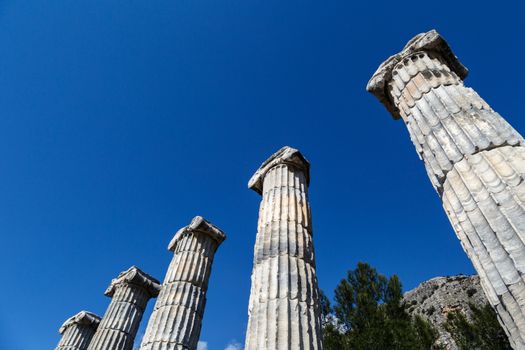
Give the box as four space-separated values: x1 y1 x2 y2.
403 275 486 349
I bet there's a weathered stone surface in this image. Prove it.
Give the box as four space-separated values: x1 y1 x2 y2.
139 216 225 350
248 146 310 194
367 29 525 349
56 311 101 350
367 29 468 120
87 266 161 350
244 146 323 350
404 275 487 349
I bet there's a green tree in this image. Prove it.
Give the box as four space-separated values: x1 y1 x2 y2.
319 289 331 324
413 315 440 348
323 262 437 350
444 303 511 350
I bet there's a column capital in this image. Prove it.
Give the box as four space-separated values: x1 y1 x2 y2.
59 311 101 334
168 216 226 251
366 29 469 119
104 266 161 298
248 146 310 194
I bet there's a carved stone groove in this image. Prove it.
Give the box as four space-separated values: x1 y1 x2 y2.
87 266 161 350
55 311 101 350
244 146 323 350
139 216 226 350
367 29 525 349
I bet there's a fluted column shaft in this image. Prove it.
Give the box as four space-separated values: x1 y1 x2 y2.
140 216 225 350
56 312 100 350
57 325 96 350
367 30 525 349
87 284 151 350
245 151 323 350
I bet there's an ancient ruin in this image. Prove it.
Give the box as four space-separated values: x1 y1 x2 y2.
86 266 161 350
55 311 101 350
139 216 226 350
244 146 324 350
51 26 525 350
367 29 525 348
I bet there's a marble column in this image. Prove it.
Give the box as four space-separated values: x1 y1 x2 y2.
139 216 226 350
244 146 323 350
367 29 525 348
87 266 161 350
56 311 101 350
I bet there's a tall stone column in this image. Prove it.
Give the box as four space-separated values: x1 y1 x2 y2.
139 216 226 350
55 311 101 350
87 266 161 350
244 146 323 350
367 29 525 348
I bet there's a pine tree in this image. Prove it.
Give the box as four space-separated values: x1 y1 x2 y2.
444 303 511 350
322 262 437 350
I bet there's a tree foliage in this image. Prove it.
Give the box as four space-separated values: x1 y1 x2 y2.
444 303 511 350
322 262 513 349
322 262 438 350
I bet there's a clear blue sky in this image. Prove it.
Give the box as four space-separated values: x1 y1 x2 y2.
0 1 523 349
